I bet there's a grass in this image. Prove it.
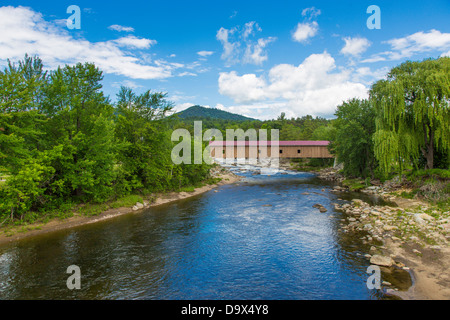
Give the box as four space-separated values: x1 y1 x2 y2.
342 179 367 191
290 158 334 172
109 194 144 209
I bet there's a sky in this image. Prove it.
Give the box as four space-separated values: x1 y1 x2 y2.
1 0 449 120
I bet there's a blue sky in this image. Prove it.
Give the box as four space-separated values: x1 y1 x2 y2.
1 0 449 119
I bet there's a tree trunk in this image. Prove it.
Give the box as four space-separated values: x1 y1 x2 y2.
422 122 434 170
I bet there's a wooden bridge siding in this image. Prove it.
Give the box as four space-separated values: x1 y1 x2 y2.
210 146 333 159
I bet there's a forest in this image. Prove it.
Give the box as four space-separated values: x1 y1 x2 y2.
0 55 212 224
1 55 449 225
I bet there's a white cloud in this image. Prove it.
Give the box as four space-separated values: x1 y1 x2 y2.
216 27 240 65
218 52 369 118
364 29 450 62
243 21 261 40
112 35 156 49
0 6 174 80
111 80 143 89
387 29 450 55
243 37 276 65
108 24 135 32
178 72 197 77
341 37 371 56
441 50 450 57
292 21 318 43
216 22 275 66
197 51 214 57
219 71 268 103
173 102 194 113
229 11 238 19
302 7 321 19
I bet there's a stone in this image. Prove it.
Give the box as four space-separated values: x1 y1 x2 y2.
370 255 395 267
414 214 426 225
132 205 139 211
364 224 373 230
420 213 434 221
135 202 144 209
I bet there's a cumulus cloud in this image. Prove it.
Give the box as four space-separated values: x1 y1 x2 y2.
292 7 321 44
243 37 276 65
292 21 319 43
216 21 276 66
218 52 369 118
108 24 135 32
0 6 175 79
341 37 371 56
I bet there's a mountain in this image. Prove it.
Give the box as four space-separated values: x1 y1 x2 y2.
175 105 258 121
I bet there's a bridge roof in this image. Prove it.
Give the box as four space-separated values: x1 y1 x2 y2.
209 141 330 147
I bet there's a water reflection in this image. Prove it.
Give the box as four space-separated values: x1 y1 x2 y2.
0 166 398 300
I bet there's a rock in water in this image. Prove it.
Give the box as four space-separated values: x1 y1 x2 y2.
370 255 395 267
312 204 327 213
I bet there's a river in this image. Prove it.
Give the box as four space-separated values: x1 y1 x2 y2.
0 164 396 300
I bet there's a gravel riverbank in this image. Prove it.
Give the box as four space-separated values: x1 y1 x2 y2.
318 167 450 300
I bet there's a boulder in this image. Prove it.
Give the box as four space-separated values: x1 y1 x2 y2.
370 255 395 267
135 202 144 209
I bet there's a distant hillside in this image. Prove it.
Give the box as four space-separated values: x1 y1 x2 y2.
175 105 258 121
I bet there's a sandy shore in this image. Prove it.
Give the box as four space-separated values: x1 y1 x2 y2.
0 171 241 246
383 197 450 300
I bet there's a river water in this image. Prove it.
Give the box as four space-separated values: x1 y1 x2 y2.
0 164 394 300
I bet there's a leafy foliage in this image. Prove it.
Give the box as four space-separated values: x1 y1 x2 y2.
371 57 450 173
330 98 378 178
0 56 213 223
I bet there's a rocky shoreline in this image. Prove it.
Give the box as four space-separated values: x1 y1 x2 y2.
317 167 450 300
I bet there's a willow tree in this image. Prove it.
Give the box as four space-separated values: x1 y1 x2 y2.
370 57 450 174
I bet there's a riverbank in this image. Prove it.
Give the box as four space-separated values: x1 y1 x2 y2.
0 168 241 246
317 167 450 300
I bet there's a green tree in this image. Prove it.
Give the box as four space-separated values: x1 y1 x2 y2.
331 98 377 178
371 57 450 173
0 55 50 220
114 86 177 194
42 62 116 202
